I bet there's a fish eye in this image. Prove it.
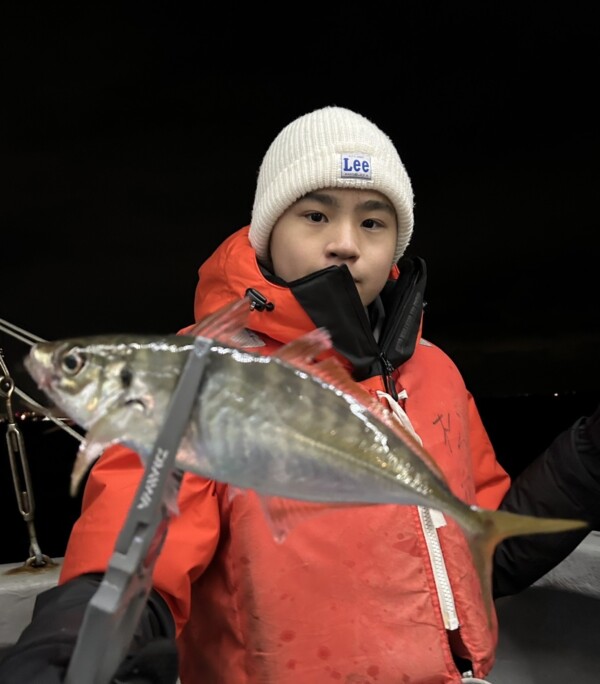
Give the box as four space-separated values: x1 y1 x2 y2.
61 350 87 375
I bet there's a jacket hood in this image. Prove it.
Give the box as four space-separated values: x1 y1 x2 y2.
193 226 316 345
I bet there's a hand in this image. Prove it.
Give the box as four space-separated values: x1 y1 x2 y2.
0 578 178 684
112 638 179 684
0 638 179 684
0 641 70 684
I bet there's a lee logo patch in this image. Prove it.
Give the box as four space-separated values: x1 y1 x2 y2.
340 153 372 179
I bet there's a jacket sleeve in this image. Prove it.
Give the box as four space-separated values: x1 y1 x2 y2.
467 392 512 509
60 443 221 635
492 403 600 598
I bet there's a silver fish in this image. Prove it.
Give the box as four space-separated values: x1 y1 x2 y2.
24 297 587 620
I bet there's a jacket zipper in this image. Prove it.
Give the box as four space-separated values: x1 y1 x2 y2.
418 506 460 630
376 390 459 631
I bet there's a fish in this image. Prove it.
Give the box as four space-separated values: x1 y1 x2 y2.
24 295 588 621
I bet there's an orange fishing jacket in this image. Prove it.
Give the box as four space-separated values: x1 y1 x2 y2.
61 226 511 683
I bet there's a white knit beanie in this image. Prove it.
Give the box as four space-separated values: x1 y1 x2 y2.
249 106 414 265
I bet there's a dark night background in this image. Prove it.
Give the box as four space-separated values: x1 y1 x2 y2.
1 3 599 561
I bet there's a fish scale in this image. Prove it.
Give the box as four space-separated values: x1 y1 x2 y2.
195 353 389 496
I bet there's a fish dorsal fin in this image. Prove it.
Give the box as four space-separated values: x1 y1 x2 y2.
272 328 333 368
188 297 252 347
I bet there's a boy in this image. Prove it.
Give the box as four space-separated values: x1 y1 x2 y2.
1 106 599 684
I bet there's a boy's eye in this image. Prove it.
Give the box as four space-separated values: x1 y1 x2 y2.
362 218 383 230
307 211 326 223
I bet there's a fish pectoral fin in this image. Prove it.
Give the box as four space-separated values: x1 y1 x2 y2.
69 407 153 497
258 495 357 543
70 437 109 498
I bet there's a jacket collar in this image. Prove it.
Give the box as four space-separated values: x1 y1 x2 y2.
193 226 426 380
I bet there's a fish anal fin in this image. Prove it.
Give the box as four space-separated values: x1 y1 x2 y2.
258 496 362 543
226 485 367 542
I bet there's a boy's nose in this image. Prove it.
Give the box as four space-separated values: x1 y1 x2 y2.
325 223 360 260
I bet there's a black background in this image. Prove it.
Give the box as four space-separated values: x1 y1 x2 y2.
2 2 599 395
1 3 599 560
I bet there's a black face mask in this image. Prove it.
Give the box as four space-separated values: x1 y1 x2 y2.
262 257 427 382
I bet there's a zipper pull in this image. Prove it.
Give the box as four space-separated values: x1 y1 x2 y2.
379 352 398 401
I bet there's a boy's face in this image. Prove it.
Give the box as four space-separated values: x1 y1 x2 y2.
269 188 398 307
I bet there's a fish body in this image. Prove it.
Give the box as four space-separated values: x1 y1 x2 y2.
24 298 588 619
25 331 453 509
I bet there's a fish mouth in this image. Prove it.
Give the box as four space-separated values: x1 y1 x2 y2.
23 353 52 390
123 397 148 413
22 355 67 418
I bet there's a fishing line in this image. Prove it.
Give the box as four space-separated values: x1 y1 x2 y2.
0 317 44 346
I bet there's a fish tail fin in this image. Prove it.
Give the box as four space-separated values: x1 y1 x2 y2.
465 508 588 628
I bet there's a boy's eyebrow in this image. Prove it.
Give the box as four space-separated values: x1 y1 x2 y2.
361 198 395 215
301 191 339 207
300 191 395 215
